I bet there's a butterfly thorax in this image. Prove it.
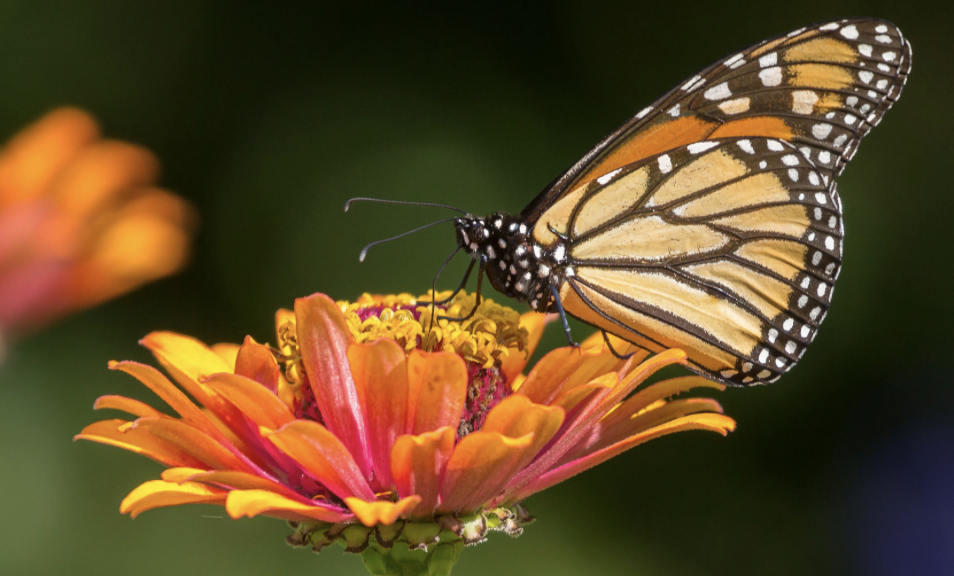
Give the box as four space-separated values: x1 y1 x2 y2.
455 212 569 313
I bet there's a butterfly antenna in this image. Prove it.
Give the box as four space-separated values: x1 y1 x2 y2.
358 217 458 262
344 197 468 215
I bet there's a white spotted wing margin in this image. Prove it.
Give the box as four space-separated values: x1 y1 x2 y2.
559 137 843 386
521 18 911 225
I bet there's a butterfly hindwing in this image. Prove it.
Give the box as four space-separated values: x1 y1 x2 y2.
543 137 843 385
523 18 910 226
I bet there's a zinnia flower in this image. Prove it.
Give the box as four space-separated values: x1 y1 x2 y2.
77 290 735 575
0 108 195 360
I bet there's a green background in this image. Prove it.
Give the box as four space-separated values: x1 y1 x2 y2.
1 1 951 575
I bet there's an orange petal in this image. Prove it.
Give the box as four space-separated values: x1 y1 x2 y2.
516 346 596 405
575 398 726 460
161 467 208 483
0 108 99 207
211 343 241 368
68 211 191 309
406 350 467 435
49 139 158 219
482 395 564 467
390 427 455 518
120 480 226 519
503 351 688 501
226 489 352 523
108 360 220 437
294 293 371 475
93 394 166 419
508 413 736 502
500 312 550 383
597 376 724 434
202 372 294 430
438 431 534 514
139 332 232 410
234 336 280 393
345 496 422 527
139 332 255 442
348 339 408 491
75 419 206 469
264 419 376 501
130 417 253 472
181 470 308 502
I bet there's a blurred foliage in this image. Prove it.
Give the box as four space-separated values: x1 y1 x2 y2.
1 1 952 575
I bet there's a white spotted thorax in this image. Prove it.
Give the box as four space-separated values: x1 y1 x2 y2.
455 214 567 312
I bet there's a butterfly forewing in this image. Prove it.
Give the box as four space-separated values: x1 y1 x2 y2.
522 18 910 224
544 137 843 385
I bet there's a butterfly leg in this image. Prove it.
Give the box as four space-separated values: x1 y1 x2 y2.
426 252 474 306
601 330 635 360
548 285 579 349
438 260 485 323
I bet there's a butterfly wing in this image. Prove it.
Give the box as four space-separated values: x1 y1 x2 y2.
546 137 843 385
523 18 911 226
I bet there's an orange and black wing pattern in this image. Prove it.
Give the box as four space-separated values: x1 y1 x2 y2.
523 18 910 223
528 19 910 385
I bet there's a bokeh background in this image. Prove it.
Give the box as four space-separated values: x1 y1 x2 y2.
1 1 951 575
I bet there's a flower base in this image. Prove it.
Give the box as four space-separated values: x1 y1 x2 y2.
286 504 534 575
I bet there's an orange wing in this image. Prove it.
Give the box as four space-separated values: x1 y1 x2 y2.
521 18 911 225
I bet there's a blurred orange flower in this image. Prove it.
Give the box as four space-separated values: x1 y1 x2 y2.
76 291 735 575
0 108 195 351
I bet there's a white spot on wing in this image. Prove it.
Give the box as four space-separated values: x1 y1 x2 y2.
596 169 622 185
812 123 833 139
687 141 720 154
859 70 874 84
667 104 681 117
738 139 755 154
858 44 873 57
636 106 653 119
759 66 782 87
758 52 777 68
792 90 819 114
820 23 840 31
840 25 859 39
657 154 672 174
767 139 784 152
704 82 732 101
782 154 799 166
718 97 750 115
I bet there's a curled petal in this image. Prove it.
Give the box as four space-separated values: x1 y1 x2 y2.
202 372 294 430
75 419 206 469
406 350 467 435
93 395 166 419
508 413 737 502
234 336 280 393
345 496 422 527
294 293 371 475
349 339 409 490
482 395 564 467
390 427 455 518
264 419 376 501
438 431 534 514
120 480 226 519
226 489 353 523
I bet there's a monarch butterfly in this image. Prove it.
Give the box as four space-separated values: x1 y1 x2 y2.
348 18 911 386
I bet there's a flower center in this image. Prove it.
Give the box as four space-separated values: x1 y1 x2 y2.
280 291 530 438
